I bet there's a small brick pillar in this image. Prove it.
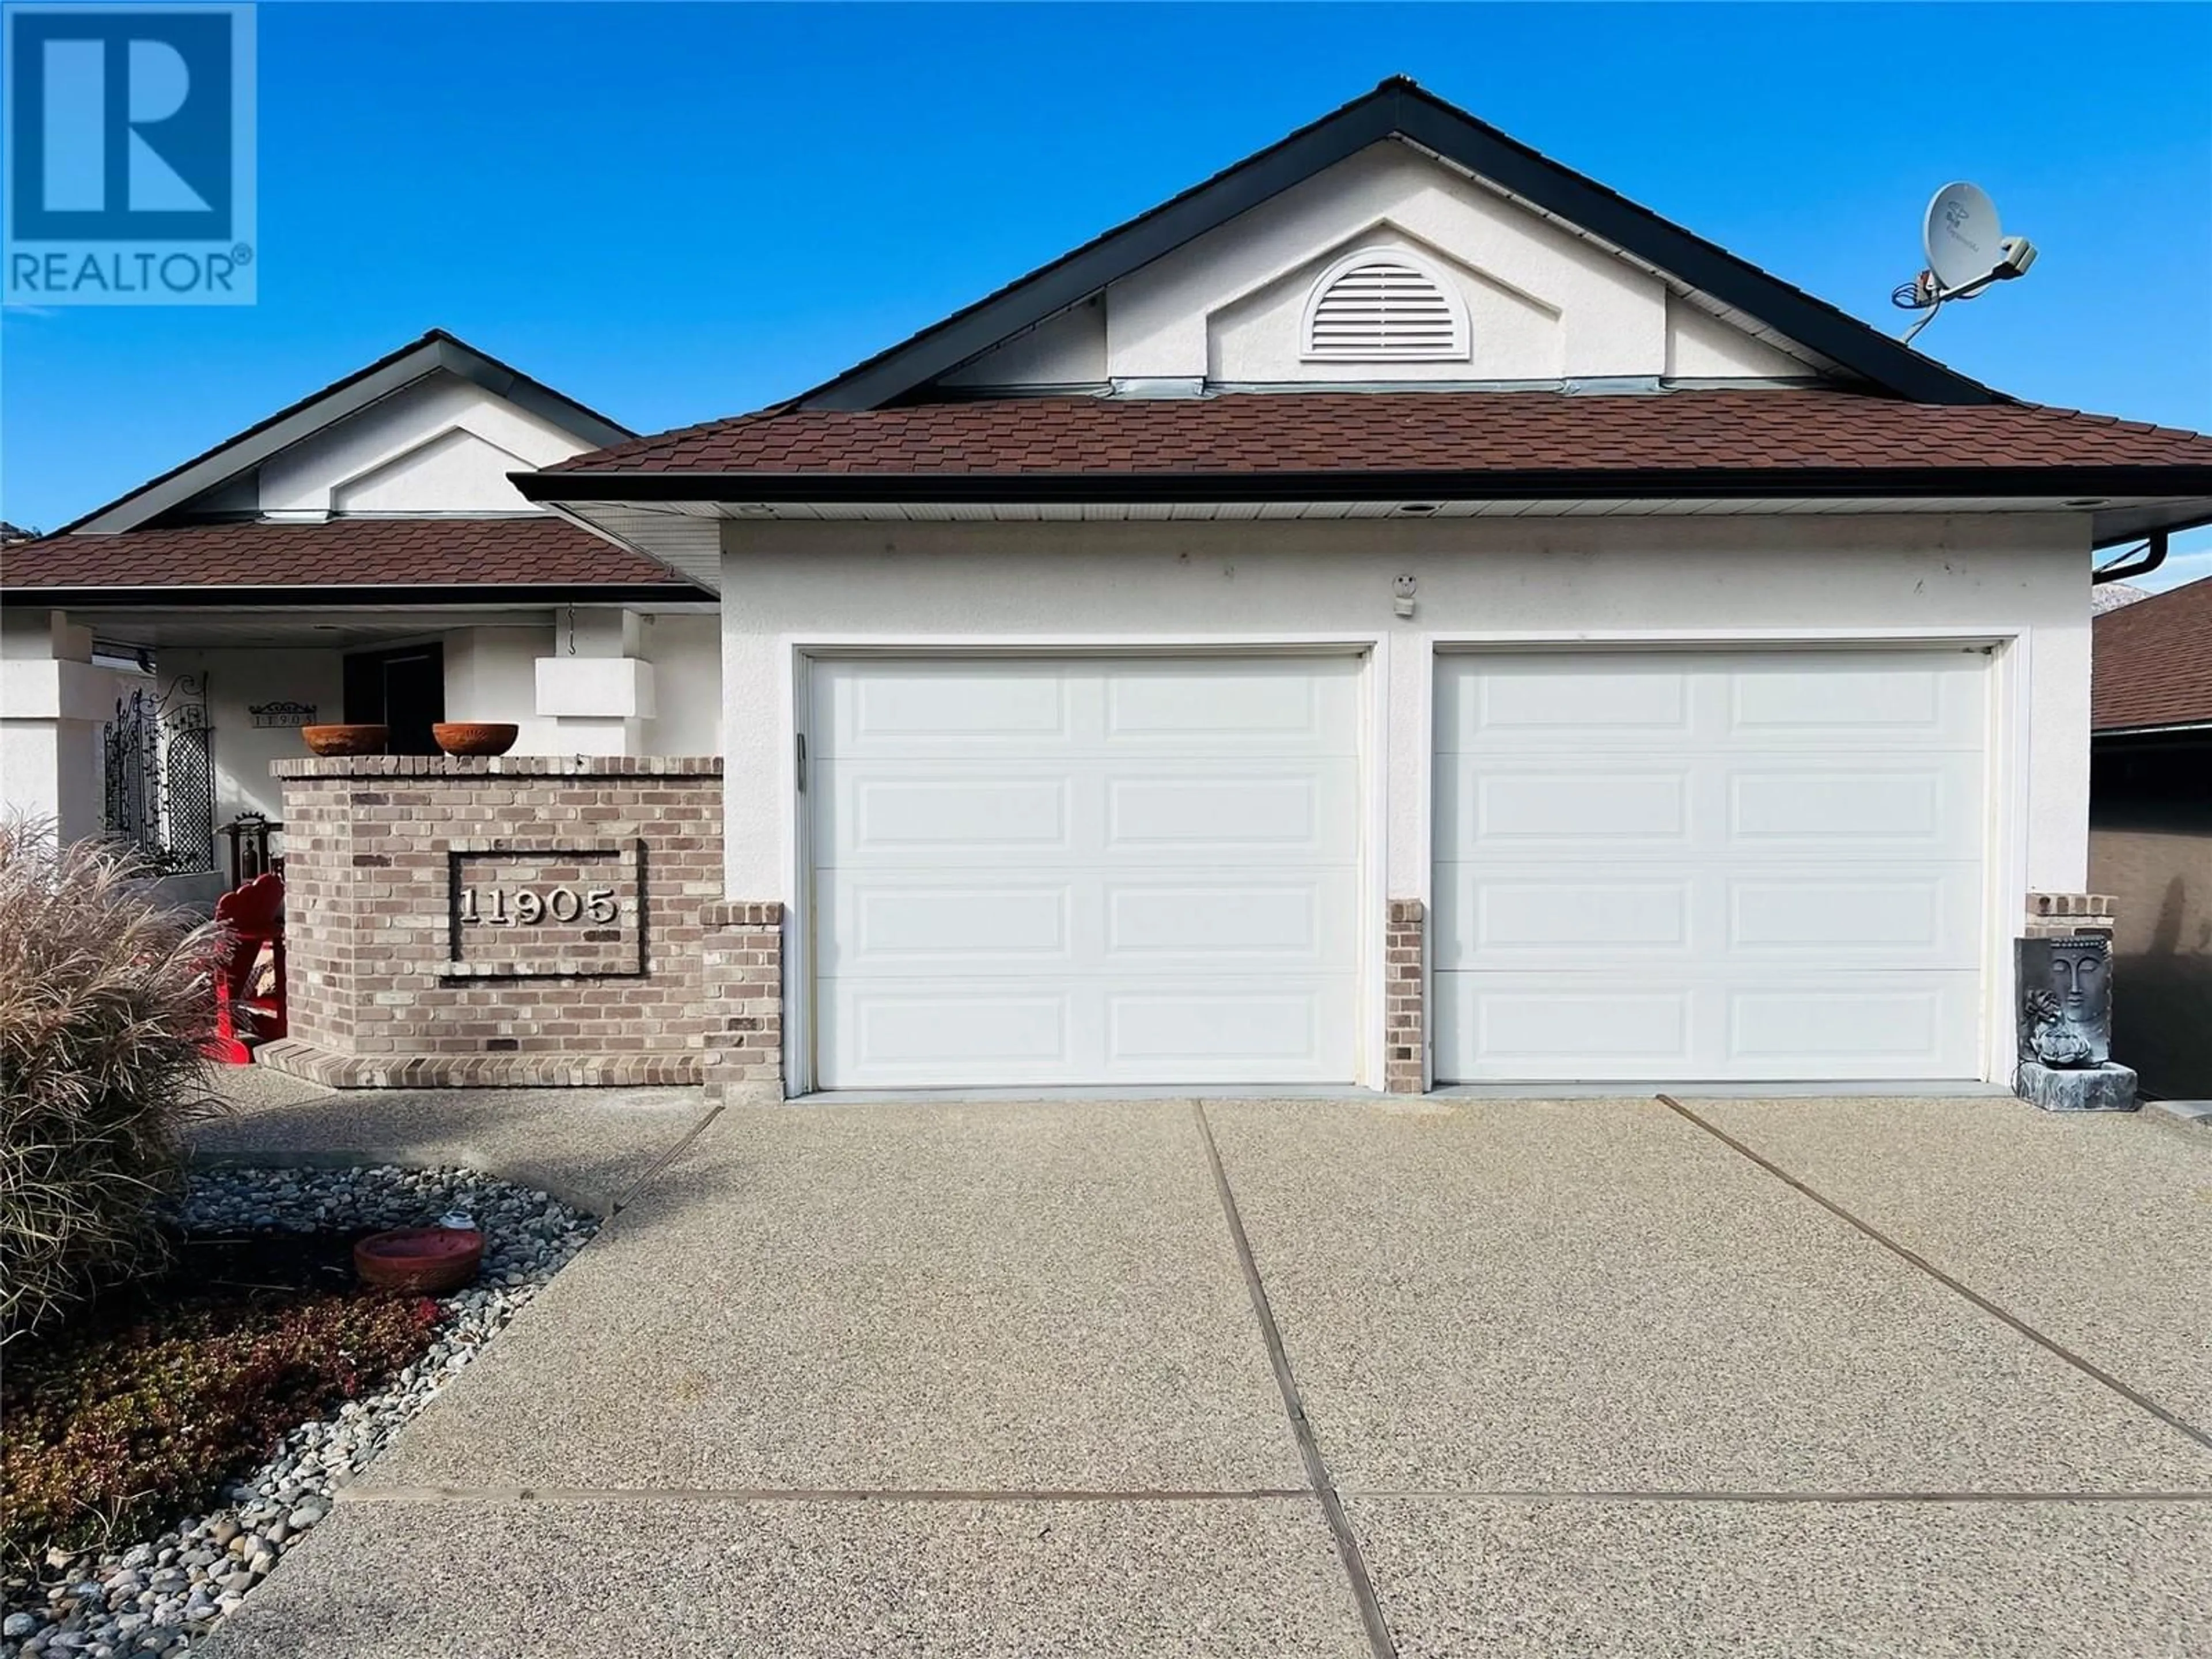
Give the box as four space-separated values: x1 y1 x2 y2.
2024 892 2117 937
1385 897 1427 1093
702 901 786 1104
256 755 724 1088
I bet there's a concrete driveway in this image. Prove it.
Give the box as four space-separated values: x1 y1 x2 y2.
200 1086 2212 1657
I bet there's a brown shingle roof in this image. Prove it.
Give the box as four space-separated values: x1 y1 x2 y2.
2094 575 2212 732
542 390 2212 482
3 516 701 593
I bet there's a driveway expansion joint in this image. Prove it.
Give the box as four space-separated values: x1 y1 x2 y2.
1338 1489 2212 1503
1656 1092 2212 1459
338 1485 1318 1504
607 1100 726 1213
1192 1099 1400 1659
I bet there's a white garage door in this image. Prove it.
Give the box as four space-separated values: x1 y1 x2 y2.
1434 649 1988 1082
810 656 1363 1089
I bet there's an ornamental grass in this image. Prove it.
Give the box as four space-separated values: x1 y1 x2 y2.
0 818 225 1344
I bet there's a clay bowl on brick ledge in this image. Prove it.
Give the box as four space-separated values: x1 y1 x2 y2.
301 724 388 757
354 1226 484 1295
433 722 520 757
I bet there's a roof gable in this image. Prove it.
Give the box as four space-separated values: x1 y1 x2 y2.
59 329 633 535
796 78 1997 412
952 142 1830 393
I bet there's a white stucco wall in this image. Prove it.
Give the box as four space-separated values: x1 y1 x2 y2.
445 626 562 753
253 374 593 518
721 513 2093 1082
638 612 722 755
944 142 1824 389
157 646 346 828
451 613 721 756
1 610 130 841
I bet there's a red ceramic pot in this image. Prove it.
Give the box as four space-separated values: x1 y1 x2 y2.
301 724 388 757
354 1226 484 1294
432 722 520 757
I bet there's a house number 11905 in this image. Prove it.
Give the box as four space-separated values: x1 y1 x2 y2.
459 886 618 926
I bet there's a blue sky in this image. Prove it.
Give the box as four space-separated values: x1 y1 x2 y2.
5 2 2209 584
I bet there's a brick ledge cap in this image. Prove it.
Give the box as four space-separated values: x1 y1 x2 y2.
272 754 724 779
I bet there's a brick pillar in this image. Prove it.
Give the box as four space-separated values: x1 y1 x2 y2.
257 755 723 1088
2025 892 2117 937
703 901 785 1103
1385 897 1426 1093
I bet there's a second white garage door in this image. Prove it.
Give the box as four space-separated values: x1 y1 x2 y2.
810 656 1363 1089
1434 649 1989 1082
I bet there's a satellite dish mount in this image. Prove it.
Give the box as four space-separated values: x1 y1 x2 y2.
1892 181 2037 343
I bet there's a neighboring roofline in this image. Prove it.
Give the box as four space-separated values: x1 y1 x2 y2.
522 465 2212 507
6 582 711 608
58 329 637 536
791 77 2001 413
2093 719 2212 738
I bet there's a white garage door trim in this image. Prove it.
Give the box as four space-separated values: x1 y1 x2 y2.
1430 642 2002 1085
789 645 1382 1094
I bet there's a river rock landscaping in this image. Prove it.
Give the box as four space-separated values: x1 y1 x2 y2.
1 1165 595 1659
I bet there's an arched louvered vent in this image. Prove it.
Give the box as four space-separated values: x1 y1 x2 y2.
1301 251 1471 362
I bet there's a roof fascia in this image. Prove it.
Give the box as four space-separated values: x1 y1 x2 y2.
518 465 2212 507
14 582 713 608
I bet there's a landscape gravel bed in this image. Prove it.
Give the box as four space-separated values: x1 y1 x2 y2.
1 1165 596 1659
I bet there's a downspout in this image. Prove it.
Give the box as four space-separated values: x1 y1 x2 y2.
2092 530 2168 586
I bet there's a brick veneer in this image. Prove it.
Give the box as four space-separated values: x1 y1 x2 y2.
1385 897 1426 1093
2024 891 2118 937
701 900 785 1104
255 755 781 1090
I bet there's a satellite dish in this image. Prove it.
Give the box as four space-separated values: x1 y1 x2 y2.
1925 182 2002 293
1895 181 2036 342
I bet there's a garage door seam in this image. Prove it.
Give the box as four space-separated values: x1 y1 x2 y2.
1656 1093 2212 1457
1192 1100 1400 1659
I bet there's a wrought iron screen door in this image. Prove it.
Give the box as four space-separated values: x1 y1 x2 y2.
103 673 215 874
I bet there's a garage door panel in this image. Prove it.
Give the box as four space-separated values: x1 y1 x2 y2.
819 757 1359 868
1435 650 1987 1083
838 774 1073 857
819 657 1359 759
820 865 1354 978
820 976 1355 1088
822 661 1074 754
1724 654 1986 744
1726 755 1981 852
1436 972 1980 1080
829 987 1074 1083
1104 661 1357 749
1724 865 1980 963
1446 768 1692 849
1437 651 1985 755
1107 981 1350 1074
1435 657 1695 750
1439 753 1981 862
812 657 1363 1089
1103 874 1353 967
1438 861 1979 972
1435 871 1693 963
821 877 1075 976
1435 976 1695 1069
1107 761 1358 854
1726 979 1976 1071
